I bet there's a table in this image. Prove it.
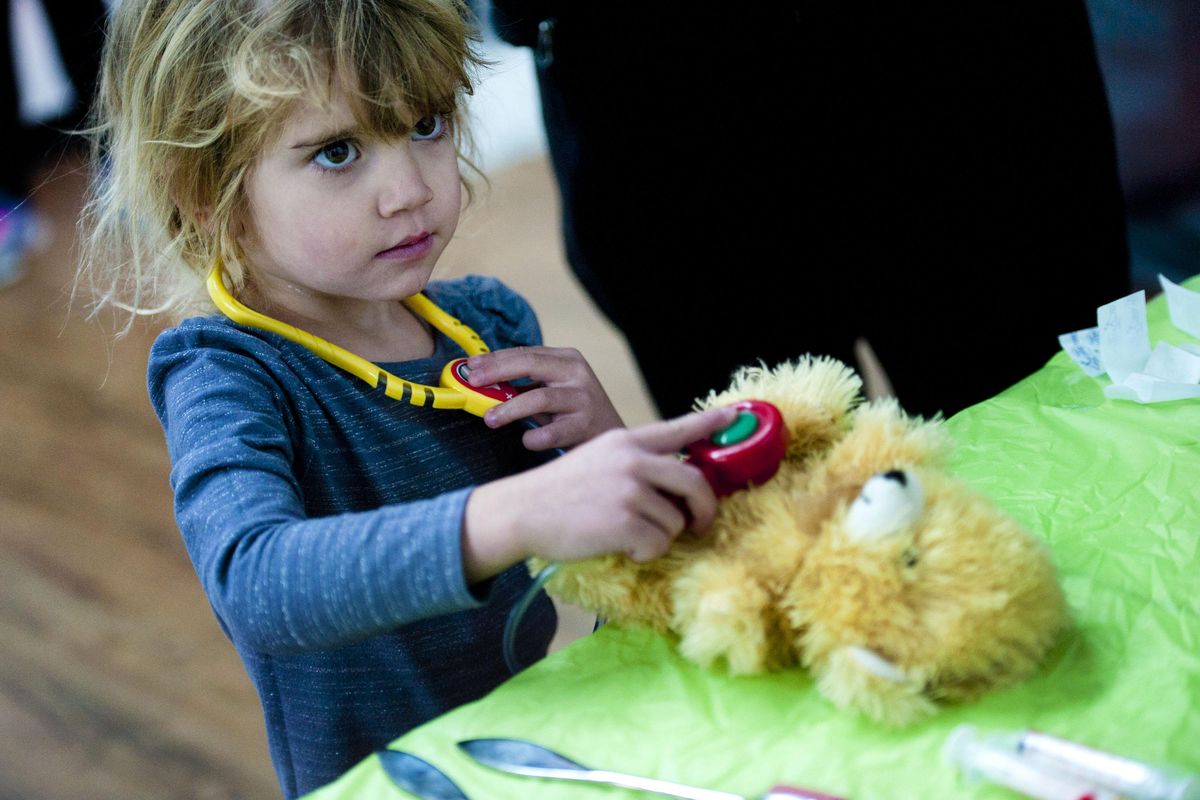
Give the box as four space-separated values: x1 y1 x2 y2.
306 277 1200 799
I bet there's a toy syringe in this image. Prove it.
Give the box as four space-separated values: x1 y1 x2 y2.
945 725 1200 800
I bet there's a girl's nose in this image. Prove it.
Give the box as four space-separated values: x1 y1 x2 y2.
378 146 435 217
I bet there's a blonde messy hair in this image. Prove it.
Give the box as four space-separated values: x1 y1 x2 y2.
78 0 486 330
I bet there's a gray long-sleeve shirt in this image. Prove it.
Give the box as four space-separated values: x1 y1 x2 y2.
148 276 556 798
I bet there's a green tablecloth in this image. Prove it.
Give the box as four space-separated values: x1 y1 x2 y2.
307 277 1200 800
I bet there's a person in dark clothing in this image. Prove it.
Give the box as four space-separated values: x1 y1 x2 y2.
0 0 106 286
489 3 1132 420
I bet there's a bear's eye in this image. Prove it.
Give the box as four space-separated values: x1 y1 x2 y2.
901 547 919 568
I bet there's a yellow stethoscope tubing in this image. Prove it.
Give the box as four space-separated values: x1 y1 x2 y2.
205 261 494 414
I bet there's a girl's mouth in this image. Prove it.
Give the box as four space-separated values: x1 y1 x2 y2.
377 232 433 260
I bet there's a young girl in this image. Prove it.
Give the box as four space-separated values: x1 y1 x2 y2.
78 1 734 796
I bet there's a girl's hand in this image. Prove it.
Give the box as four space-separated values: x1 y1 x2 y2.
465 346 625 451
462 406 739 583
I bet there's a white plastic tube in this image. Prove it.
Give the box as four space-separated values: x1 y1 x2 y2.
945 726 1119 800
1016 730 1200 800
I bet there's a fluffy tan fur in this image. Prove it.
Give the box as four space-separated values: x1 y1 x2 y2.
537 357 1068 725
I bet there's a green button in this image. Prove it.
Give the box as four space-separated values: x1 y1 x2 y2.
712 411 758 446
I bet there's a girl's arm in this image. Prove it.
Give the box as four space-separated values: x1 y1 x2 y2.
151 334 493 656
461 407 738 583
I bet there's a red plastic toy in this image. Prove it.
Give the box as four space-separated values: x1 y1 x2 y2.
684 399 788 497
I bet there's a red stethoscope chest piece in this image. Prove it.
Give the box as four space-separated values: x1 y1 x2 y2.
684 400 788 497
440 357 525 417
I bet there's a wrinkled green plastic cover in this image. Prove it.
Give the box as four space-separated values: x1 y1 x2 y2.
307 277 1200 800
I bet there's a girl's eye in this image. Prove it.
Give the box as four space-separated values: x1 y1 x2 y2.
411 114 446 141
312 139 360 170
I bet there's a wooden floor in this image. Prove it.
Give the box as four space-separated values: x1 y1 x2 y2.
0 153 656 800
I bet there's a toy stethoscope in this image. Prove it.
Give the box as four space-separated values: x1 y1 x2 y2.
206 260 523 417
206 260 789 672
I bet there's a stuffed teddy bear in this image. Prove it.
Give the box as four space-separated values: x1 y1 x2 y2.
535 356 1069 725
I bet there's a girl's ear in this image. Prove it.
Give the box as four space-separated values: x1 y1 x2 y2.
170 194 211 233
189 203 226 238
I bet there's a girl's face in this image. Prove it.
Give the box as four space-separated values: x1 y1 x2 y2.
237 91 462 316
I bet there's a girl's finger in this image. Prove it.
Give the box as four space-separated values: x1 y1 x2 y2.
624 519 676 562
483 386 564 428
636 488 689 538
630 406 740 455
462 349 521 387
521 416 586 451
466 346 581 387
634 455 720 531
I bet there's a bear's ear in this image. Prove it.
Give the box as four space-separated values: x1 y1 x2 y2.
844 470 924 541
815 645 937 726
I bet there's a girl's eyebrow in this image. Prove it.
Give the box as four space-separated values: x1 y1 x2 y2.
289 125 360 149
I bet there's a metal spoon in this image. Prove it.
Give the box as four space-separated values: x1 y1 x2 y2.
377 750 470 800
457 738 843 800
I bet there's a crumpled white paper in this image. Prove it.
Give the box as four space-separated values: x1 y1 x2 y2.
1058 274 1200 404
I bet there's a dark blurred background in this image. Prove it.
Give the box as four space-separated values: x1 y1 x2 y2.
1084 0 1200 292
